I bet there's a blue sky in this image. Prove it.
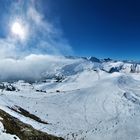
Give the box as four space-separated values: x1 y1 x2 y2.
46 0 140 60
0 0 140 60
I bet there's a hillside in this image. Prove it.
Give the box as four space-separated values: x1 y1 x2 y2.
0 55 140 140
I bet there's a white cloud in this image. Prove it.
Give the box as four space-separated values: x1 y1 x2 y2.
0 39 16 58
0 54 72 81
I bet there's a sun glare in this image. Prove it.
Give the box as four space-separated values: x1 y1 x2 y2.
11 21 27 40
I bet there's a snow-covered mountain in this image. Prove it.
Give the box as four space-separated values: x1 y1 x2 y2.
0 55 140 140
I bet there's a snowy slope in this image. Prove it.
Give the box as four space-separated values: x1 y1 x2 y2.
0 56 140 139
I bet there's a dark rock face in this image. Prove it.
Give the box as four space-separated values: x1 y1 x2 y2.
55 75 65 83
104 58 112 62
8 105 48 125
130 64 138 73
109 67 120 73
0 109 64 140
89 57 101 63
0 83 17 91
5 85 16 91
108 65 123 73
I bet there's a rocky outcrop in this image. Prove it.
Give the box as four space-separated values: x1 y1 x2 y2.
88 57 101 63
0 109 64 140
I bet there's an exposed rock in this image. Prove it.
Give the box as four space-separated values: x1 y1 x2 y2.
104 58 112 62
8 105 48 125
0 83 17 91
88 57 101 63
130 64 138 73
0 109 64 140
